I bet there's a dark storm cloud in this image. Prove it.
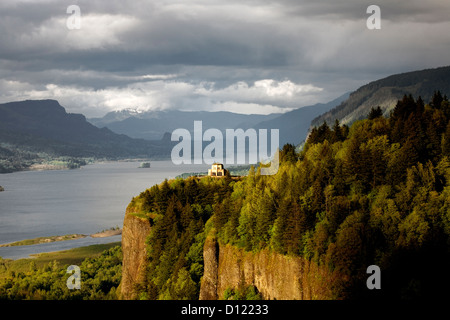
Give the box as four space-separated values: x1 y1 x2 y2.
0 0 449 116
279 0 450 23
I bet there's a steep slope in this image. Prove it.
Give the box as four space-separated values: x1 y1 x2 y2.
199 237 338 300
120 211 152 300
311 66 450 127
0 99 172 158
253 92 350 145
119 207 340 301
120 92 450 300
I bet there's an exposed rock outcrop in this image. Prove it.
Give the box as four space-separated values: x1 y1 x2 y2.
120 211 151 300
120 210 341 300
200 237 339 300
199 236 219 300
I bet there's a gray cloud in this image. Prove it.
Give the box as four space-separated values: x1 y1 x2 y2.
280 0 450 23
0 0 450 117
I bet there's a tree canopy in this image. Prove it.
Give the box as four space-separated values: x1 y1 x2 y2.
130 92 450 300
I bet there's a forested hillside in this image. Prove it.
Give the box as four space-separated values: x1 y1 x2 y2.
126 174 235 299
125 92 450 300
312 66 450 128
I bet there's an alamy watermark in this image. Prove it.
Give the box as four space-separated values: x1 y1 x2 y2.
366 265 381 290
66 265 81 289
171 121 279 175
66 5 81 30
367 5 381 30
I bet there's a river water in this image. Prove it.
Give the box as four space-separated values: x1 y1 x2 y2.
0 160 208 259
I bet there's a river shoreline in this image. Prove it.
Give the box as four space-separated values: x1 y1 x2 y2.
0 160 206 260
1 157 169 175
0 234 123 260
0 229 122 248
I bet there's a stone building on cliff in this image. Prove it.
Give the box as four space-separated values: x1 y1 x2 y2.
208 163 227 177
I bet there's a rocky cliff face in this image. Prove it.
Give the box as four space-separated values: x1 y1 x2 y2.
120 211 151 300
120 212 340 300
200 237 339 300
199 236 219 300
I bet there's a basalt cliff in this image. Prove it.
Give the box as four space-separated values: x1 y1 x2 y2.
120 210 151 300
199 236 338 300
120 90 450 300
120 210 339 300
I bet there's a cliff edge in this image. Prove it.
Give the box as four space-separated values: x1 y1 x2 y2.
120 209 341 300
120 211 151 300
200 237 339 300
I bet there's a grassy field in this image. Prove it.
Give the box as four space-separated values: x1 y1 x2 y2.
0 242 121 279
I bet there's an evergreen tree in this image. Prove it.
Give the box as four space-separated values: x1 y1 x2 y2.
431 90 443 109
368 106 383 120
122 92 450 300
332 119 344 142
254 187 275 248
442 122 450 157
280 144 297 163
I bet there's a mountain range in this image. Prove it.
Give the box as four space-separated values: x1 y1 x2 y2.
89 66 450 149
88 93 350 147
2 65 450 173
311 65 450 128
0 100 172 159
89 110 280 141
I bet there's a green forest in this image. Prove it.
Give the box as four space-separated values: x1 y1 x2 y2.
1 92 449 300
127 92 450 300
0 245 122 299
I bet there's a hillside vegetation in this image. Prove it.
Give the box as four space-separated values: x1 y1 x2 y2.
312 66 450 128
126 92 450 300
0 243 122 300
2 92 448 300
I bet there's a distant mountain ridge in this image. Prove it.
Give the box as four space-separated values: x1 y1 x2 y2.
89 110 281 141
0 99 171 159
88 94 350 146
253 92 350 146
5 66 448 170
311 66 450 128
0 97 346 173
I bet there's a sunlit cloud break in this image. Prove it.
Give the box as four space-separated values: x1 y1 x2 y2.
0 77 323 117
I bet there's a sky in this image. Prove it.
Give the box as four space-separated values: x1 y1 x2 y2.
1 0 450 117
